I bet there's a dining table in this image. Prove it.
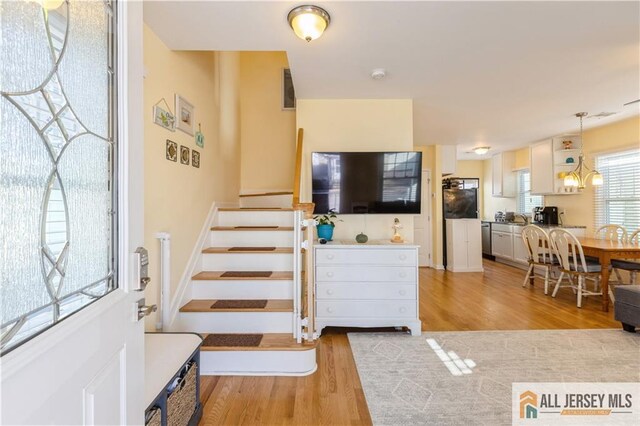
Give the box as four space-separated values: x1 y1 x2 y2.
577 237 640 312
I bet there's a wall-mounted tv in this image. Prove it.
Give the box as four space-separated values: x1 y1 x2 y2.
311 152 422 214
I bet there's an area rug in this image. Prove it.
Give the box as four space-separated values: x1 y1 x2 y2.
348 329 640 425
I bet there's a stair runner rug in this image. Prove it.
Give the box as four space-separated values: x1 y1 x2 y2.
228 247 276 251
348 329 640 425
202 334 263 347
211 300 268 309
234 226 279 229
220 271 273 278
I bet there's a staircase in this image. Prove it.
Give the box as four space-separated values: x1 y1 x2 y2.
175 202 317 376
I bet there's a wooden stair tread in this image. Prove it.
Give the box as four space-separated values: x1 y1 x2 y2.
200 333 316 352
202 247 293 254
218 207 293 212
180 299 293 313
192 271 294 281
210 226 294 231
239 191 293 198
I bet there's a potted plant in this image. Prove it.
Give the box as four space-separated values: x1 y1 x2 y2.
314 209 340 241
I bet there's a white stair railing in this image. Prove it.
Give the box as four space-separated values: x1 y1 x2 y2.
292 203 317 343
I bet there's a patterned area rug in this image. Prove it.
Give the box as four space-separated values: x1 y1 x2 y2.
348 329 640 425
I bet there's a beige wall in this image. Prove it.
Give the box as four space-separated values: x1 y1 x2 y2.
546 116 640 234
513 146 530 170
239 52 296 192
143 25 241 330
297 99 415 242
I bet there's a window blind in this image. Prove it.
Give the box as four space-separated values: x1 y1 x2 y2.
594 149 640 233
517 170 544 214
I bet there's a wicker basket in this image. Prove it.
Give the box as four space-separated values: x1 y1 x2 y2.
167 362 197 426
145 407 161 426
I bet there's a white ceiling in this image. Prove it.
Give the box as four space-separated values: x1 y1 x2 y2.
143 1 640 159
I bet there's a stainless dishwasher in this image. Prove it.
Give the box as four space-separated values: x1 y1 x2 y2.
481 221 493 257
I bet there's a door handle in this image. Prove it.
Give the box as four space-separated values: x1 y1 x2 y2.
136 298 157 321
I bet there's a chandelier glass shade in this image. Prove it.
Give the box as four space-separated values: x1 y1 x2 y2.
563 112 603 190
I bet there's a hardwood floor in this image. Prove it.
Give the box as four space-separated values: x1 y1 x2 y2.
198 260 618 425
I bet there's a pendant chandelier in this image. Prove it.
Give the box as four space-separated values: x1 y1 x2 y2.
563 112 603 190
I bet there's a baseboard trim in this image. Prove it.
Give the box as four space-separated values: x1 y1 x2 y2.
167 201 219 329
434 264 445 270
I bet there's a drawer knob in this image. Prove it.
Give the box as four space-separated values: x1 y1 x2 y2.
399 290 406 296
399 254 407 260
326 271 334 278
399 307 407 313
327 289 334 295
326 254 334 260
327 307 334 313
399 272 407 278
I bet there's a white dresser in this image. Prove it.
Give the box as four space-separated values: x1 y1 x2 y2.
314 240 421 336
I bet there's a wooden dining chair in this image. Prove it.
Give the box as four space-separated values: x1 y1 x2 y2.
595 224 628 285
521 225 559 295
610 230 640 301
549 229 602 308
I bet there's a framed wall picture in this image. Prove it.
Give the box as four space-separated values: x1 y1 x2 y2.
282 68 296 110
192 150 200 168
180 145 190 165
166 140 177 161
175 94 195 135
153 98 175 131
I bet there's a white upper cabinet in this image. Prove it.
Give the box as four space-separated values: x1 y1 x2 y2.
530 139 554 194
441 145 457 176
528 136 582 195
491 152 516 197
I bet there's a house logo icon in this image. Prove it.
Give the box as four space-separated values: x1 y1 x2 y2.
519 390 538 419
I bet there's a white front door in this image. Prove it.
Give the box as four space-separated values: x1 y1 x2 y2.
0 1 145 424
414 169 432 267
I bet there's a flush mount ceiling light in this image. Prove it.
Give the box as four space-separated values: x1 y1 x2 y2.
371 68 387 80
473 146 491 155
563 112 603 190
288 5 331 42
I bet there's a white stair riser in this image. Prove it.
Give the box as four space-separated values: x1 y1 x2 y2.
202 253 293 271
177 312 293 333
199 350 316 376
217 210 293 227
210 230 294 247
191 280 293 300
239 194 293 209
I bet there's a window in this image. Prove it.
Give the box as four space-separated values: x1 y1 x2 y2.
517 170 544 214
1 0 117 355
594 149 640 232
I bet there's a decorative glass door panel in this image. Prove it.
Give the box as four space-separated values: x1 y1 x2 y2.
1 0 116 354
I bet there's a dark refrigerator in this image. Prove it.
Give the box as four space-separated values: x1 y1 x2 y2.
442 178 479 268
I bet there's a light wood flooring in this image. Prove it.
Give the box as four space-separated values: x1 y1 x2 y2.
198 259 618 425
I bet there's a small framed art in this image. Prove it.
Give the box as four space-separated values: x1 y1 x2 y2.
192 150 200 168
180 145 190 165
175 94 195 135
166 140 177 161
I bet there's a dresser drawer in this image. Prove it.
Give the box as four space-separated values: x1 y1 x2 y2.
316 266 415 282
317 300 416 318
315 248 416 266
317 283 416 300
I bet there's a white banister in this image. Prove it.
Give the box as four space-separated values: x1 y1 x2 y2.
292 210 303 342
155 232 171 331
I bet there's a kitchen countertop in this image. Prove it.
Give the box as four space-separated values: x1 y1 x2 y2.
481 220 586 229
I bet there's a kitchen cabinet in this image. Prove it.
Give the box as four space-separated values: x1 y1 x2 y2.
492 230 514 259
491 152 516 197
446 219 483 272
529 136 583 195
513 233 529 264
530 139 554 194
441 145 457 176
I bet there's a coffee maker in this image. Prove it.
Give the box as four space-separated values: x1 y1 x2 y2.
533 206 559 225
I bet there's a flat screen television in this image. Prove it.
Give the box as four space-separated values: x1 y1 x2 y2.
311 152 422 214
